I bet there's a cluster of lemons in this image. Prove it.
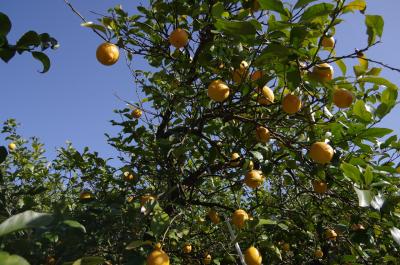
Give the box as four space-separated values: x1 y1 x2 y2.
91 22 356 264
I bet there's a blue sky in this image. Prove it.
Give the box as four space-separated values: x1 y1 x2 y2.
1 0 400 160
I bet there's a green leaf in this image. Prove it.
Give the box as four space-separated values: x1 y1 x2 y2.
0 210 53 237
335 59 347 76
0 251 30 265
211 2 225 18
365 15 384 45
254 43 290 65
358 76 397 90
381 87 398 105
300 3 335 22
364 165 373 187
0 47 16 63
361 128 393 138
81 22 107 34
72 257 105 265
32 52 50 73
259 0 287 16
341 162 361 184
255 219 277 228
352 100 372 122
16 31 40 48
343 0 366 13
150 208 169 236
0 146 7 164
62 220 86 233
366 67 382 76
0 13 12 37
250 151 263 161
294 0 317 9
125 240 152 250
214 19 258 41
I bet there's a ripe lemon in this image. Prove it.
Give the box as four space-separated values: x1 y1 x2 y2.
313 180 327 194
8 142 16 151
321 36 335 49
203 254 212 265
244 246 262 265
333 88 353 108
147 244 170 265
311 63 334 82
314 249 324 258
169 28 189 48
79 191 94 201
207 80 230 102
251 70 263 81
310 142 334 164
230 152 241 166
183 243 192 254
244 170 264 189
325 229 337 240
351 223 365 231
123 171 136 182
255 126 270 143
282 94 301 114
96 42 119 66
208 209 221 224
131 109 142 119
232 61 249 83
282 243 290 252
257 86 274 105
232 209 249 229
140 194 156 206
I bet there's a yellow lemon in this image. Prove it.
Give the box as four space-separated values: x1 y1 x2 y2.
96 42 119 66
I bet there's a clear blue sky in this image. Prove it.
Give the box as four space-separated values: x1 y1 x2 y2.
1 0 400 160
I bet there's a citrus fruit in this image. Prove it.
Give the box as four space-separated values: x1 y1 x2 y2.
232 61 249 83
230 152 241 166
131 109 142 119
140 194 156 205
255 126 270 143
8 142 16 151
207 80 230 102
314 249 324 258
232 209 249 229
325 229 337 240
96 42 119 66
123 171 136 182
244 170 264 189
147 244 170 265
208 209 221 224
169 28 189 48
310 142 334 164
257 86 274 105
251 70 263 81
244 246 262 265
333 88 353 108
203 254 212 265
313 180 328 194
311 63 334 82
282 94 301 114
183 243 192 254
321 36 335 48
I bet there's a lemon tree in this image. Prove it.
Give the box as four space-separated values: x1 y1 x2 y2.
2 0 400 264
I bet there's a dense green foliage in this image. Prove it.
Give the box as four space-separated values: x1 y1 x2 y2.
2 0 400 264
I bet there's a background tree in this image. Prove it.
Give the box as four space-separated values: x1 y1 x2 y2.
1 0 400 264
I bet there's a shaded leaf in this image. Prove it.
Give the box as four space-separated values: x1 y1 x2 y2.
358 76 397 90
16 31 40 48
294 0 317 9
32 52 50 73
0 210 53 237
72 257 105 265
214 19 259 41
259 0 287 15
300 3 334 22
0 146 7 164
0 13 11 37
62 220 86 233
0 251 30 265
